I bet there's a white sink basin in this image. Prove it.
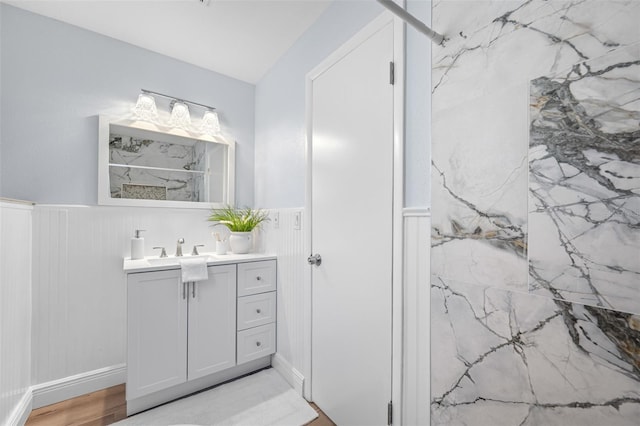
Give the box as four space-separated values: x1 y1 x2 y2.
146 254 214 266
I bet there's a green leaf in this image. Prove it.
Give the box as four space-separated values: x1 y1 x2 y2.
207 205 269 232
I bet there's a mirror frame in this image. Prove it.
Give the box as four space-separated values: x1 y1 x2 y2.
98 116 235 209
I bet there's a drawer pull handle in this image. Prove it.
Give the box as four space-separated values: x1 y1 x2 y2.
256 308 262 314
256 276 262 281
256 341 262 347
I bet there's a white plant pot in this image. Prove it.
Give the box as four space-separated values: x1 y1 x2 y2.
229 232 252 254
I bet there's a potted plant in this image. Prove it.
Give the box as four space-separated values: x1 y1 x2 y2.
208 206 269 254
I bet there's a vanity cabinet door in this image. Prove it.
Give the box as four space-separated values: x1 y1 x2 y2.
187 264 237 380
127 269 187 399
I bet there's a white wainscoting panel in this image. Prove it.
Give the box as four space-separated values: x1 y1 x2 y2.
31 205 218 406
260 209 307 393
0 200 34 425
31 364 126 409
403 208 430 426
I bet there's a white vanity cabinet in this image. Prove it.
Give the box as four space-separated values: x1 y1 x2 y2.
126 264 236 400
124 255 276 416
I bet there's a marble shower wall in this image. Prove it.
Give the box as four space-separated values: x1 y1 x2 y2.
431 1 640 425
529 44 640 314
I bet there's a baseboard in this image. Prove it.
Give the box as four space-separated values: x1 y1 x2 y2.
32 364 126 409
5 389 33 426
272 353 305 396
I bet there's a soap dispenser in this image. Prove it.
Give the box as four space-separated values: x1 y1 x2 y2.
131 229 146 260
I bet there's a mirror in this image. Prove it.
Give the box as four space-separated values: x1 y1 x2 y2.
98 116 235 208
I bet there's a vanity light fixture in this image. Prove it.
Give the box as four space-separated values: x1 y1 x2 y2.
132 93 159 121
134 89 221 136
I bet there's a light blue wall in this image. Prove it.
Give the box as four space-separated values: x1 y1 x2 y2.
254 0 431 208
0 4 255 206
254 0 383 208
405 0 431 207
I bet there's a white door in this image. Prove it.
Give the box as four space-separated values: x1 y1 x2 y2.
127 269 187 399
310 21 394 425
187 264 237 380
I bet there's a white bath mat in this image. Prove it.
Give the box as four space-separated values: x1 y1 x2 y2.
114 368 318 426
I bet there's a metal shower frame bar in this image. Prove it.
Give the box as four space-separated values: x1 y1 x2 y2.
377 0 445 45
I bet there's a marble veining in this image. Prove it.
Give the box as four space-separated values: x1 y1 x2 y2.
431 277 640 425
109 133 205 202
109 166 198 202
432 163 527 258
529 44 640 314
431 157 529 291
432 0 640 424
109 133 206 171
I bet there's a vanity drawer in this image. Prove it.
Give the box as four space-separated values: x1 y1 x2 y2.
237 260 276 296
237 323 276 365
237 292 276 331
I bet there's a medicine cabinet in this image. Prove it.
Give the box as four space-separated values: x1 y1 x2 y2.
98 116 235 208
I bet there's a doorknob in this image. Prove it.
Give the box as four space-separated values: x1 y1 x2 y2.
307 254 322 266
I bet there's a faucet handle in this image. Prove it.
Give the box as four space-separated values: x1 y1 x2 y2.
192 244 205 256
153 247 167 258
176 238 185 257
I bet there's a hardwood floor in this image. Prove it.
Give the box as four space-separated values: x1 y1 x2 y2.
308 403 337 426
26 385 127 426
26 384 336 426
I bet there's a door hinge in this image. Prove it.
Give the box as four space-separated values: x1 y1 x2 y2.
389 62 395 85
387 401 393 425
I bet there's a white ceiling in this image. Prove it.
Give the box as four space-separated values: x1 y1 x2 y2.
4 0 333 84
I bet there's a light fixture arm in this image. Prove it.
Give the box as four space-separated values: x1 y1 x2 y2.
376 0 445 45
141 89 216 111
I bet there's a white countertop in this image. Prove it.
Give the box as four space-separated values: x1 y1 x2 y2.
123 252 277 273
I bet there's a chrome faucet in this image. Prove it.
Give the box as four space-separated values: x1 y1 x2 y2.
176 238 185 256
